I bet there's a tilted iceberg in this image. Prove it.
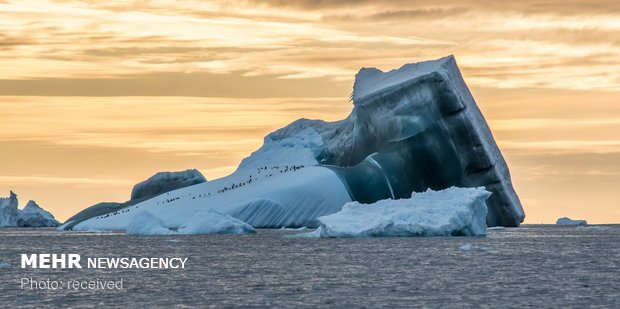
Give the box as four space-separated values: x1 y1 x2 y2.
61 55 524 232
307 187 490 238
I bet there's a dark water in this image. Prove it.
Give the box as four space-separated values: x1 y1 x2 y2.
0 225 618 308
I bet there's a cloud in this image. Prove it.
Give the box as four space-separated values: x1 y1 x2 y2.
0 175 134 186
1 0 619 91
499 140 620 154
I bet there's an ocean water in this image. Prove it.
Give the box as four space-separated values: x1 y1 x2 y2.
0 225 618 308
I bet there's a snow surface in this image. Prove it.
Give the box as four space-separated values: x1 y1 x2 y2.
127 210 255 235
68 166 351 231
556 217 588 226
305 187 490 238
353 56 450 102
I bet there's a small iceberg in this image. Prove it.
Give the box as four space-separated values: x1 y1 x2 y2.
304 187 491 238
556 217 587 226
459 243 488 252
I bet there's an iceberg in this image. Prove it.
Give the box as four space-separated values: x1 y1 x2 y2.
0 191 60 227
61 55 524 233
0 191 20 227
130 169 207 201
556 217 588 226
19 200 60 227
63 169 207 230
306 187 490 238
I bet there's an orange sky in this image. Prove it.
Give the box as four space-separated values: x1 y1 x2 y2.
1 0 619 223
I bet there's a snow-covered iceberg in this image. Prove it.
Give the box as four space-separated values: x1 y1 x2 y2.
61 55 524 233
556 217 587 226
63 169 207 230
0 191 60 227
127 210 255 235
306 187 490 238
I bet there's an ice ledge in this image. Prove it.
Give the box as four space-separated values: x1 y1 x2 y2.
353 55 455 103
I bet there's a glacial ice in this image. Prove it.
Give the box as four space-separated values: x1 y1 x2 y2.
0 191 60 227
177 210 256 235
127 209 255 235
68 166 351 231
63 169 207 230
20 200 60 227
0 191 20 227
62 55 524 233
305 187 490 238
130 169 207 201
127 211 174 236
556 217 588 226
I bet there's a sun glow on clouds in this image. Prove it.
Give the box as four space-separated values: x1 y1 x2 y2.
1 0 619 223
2 0 619 89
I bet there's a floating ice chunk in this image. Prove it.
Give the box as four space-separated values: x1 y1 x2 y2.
556 217 588 226
127 211 174 236
459 243 488 252
177 210 255 235
487 226 506 231
308 187 490 238
0 262 12 268
460 243 473 251
280 226 309 231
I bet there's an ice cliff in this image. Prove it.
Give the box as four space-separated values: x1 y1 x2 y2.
0 191 60 227
61 55 524 232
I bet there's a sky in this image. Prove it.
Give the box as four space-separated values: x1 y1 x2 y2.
1 0 619 223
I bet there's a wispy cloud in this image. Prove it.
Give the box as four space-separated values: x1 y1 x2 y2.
1 0 620 92
0 175 134 186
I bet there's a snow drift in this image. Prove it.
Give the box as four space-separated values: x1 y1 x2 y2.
61 55 524 233
307 187 490 238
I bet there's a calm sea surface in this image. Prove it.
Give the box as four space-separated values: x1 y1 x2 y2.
0 225 618 308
